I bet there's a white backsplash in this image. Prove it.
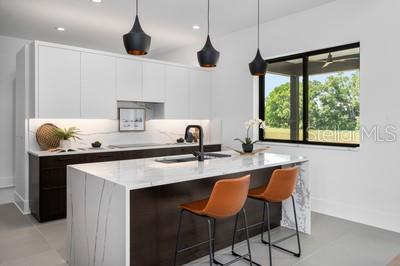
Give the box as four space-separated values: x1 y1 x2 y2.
29 119 221 151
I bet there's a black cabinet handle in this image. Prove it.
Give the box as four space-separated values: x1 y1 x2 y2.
96 155 113 158
56 158 73 162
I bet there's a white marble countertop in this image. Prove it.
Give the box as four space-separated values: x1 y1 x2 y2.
68 151 308 190
29 142 219 157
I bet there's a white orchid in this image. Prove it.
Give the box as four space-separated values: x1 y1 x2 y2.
245 118 263 129
260 121 267 130
235 118 267 145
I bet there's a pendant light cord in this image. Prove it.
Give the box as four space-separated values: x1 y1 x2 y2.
207 0 210 35
257 0 260 49
136 0 138 16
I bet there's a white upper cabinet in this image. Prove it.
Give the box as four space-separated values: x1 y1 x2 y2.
142 62 165 103
165 66 190 119
37 45 81 118
81 53 117 119
28 41 213 120
116 58 142 101
189 70 212 119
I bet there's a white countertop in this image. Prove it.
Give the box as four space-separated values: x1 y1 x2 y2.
29 143 219 157
68 151 308 190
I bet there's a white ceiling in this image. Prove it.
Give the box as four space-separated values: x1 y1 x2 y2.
0 0 336 55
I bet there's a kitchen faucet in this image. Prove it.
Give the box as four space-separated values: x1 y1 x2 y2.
185 125 204 161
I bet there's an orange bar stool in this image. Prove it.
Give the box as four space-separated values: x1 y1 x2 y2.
173 175 253 266
232 167 301 266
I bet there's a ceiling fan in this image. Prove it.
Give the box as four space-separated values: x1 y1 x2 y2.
316 53 359 68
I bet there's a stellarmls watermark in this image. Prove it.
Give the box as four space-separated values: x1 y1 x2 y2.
306 125 397 143
360 125 397 142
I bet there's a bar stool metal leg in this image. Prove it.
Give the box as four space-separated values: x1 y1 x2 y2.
261 197 301 258
261 201 266 242
292 195 302 257
212 218 217 256
175 210 256 266
174 209 184 266
242 208 253 266
207 218 214 266
265 202 273 266
231 213 239 254
212 219 225 266
230 209 261 266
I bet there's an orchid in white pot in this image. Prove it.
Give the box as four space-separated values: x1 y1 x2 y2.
234 118 267 153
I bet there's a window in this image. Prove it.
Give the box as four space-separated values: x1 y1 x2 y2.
259 43 360 147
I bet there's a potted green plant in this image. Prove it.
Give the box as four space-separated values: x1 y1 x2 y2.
234 118 267 153
54 127 81 149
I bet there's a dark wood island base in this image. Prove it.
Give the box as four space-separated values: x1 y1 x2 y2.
130 166 281 266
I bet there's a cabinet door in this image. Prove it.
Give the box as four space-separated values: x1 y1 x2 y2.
116 58 142 101
37 46 81 118
81 53 117 119
142 62 165 103
40 188 66 221
165 66 190 119
189 70 212 119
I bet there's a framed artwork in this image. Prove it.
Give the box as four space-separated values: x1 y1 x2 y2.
118 108 146 131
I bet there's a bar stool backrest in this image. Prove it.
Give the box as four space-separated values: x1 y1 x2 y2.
203 175 250 219
263 167 299 202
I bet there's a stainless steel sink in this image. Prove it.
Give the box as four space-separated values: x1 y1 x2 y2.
155 156 211 164
155 153 231 164
110 143 168 149
204 152 232 158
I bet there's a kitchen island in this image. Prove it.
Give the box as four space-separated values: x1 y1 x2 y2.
66 151 310 266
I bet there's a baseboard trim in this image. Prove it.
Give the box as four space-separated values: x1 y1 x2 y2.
0 186 15 205
312 197 400 233
14 190 30 215
0 176 14 188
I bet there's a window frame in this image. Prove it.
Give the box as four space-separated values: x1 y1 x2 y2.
259 42 360 148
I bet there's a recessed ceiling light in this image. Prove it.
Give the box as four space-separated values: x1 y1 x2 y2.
55 27 65 32
192 25 200 30
91 0 102 2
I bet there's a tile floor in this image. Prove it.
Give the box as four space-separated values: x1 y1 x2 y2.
0 203 399 266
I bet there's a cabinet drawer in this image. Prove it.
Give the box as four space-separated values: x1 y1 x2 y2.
119 151 143 160
40 188 66 221
40 168 67 189
136 149 160 158
87 152 119 162
41 156 85 169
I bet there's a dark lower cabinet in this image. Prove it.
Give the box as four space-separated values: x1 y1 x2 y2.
29 144 221 222
40 188 66 221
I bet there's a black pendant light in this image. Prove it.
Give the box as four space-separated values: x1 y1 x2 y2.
197 0 220 68
123 0 151 55
249 0 267 76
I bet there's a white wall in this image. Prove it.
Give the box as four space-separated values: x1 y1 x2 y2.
154 0 400 233
0 35 29 203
